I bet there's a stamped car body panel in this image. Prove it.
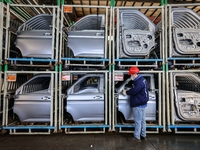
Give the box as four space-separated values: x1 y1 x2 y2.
13 91 51 122
118 9 155 58
13 74 51 122
171 8 200 56
67 14 105 58
173 72 200 121
65 73 157 122
13 73 157 123
15 14 53 58
66 74 104 121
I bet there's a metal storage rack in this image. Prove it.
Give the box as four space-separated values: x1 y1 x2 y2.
1 1 60 134
60 5 110 69
112 70 164 133
167 70 200 134
2 71 58 134
4 2 60 70
113 6 164 69
167 3 200 68
2 0 200 135
111 6 166 133
166 3 200 134
58 70 111 134
57 4 112 134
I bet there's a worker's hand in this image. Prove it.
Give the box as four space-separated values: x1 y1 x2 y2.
122 89 127 96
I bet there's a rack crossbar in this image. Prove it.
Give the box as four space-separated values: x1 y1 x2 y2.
61 125 110 134
168 125 200 134
115 58 163 62
115 124 162 134
115 124 164 128
168 125 200 129
62 58 109 61
168 58 200 66
3 126 55 130
8 58 56 62
61 125 110 128
168 58 200 60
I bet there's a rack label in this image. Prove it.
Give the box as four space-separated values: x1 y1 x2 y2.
114 73 124 81
62 73 70 81
7 73 17 82
64 6 73 13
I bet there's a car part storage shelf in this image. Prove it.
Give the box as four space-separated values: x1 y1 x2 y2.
2 1 200 135
165 3 200 134
2 2 60 134
4 3 60 70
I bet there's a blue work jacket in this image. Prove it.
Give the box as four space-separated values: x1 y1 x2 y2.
126 74 149 107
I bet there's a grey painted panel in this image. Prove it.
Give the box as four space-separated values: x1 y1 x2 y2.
13 74 51 122
68 30 104 57
15 30 52 58
15 14 53 58
68 14 105 58
66 73 157 122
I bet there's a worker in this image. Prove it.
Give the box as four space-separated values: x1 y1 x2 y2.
122 66 149 142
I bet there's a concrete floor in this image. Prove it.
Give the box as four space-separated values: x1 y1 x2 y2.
0 133 200 150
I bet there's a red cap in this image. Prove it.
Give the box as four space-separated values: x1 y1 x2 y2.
128 66 140 75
